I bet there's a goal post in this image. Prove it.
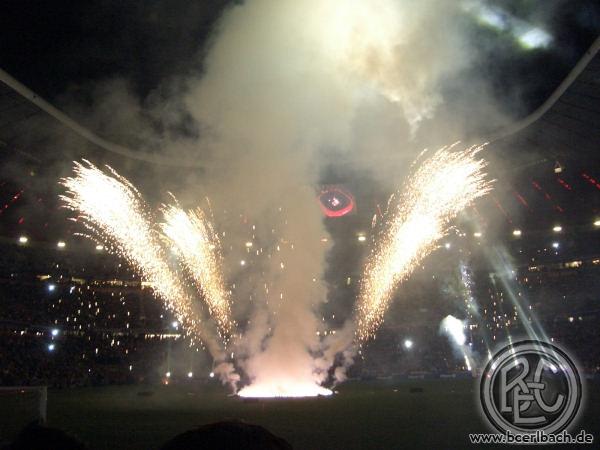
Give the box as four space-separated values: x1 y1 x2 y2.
0 386 47 442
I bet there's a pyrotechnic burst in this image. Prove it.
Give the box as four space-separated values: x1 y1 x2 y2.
59 161 211 347
440 315 473 373
355 143 493 342
238 381 332 398
161 203 234 341
440 314 466 347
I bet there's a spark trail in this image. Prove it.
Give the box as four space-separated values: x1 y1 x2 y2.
60 161 212 348
161 204 234 341
356 143 493 342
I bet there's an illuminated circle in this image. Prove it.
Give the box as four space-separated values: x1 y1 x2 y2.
318 186 355 217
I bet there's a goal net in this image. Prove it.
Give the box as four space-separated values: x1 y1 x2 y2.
0 386 47 443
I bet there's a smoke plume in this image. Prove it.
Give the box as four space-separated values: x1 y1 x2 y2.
49 0 525 391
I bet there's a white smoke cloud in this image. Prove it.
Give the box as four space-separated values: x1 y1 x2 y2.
52 0 519 393
175 0 502 393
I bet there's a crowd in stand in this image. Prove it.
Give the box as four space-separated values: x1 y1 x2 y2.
0 330 179 388
1 242 599 387
0 245 204 388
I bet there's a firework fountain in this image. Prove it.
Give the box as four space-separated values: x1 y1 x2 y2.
60 143 492 396
355 143 493 343
161 204 235 342
60 161 239 387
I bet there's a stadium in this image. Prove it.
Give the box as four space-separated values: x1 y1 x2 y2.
1 2 600 449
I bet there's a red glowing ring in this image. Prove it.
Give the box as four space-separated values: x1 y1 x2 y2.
318 187 355 217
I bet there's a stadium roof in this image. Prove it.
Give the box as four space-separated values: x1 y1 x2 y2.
0 68 201 168
0 36 598 241
1 35 599 168
488 35 600 166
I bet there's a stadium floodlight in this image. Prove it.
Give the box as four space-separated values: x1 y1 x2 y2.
512 229 522 237
473 232 482 238
552 242 560 249
51 329 59 337
553 161 564 174
57 241 66 248
165 371 171 378
209 371 215 378
18 236 28 244
594 219 600 227
245 241 253 248
47 284 56 292
172 321 178 329
187 372 193 378
240 260 246 266
95 244 104 251
47 344 55 351
444 242 451 249
357 234 367 242
403 339 413 349
553 225 562 233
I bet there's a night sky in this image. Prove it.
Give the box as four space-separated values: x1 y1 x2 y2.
1 0 599 114
1 0 599 243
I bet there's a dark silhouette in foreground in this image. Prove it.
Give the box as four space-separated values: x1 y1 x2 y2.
160 421 293 450
4 422 86 450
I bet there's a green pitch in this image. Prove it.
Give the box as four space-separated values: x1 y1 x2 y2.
2 379 599 449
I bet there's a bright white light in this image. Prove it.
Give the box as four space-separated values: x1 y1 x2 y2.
464 354 472 371
51 329 59 337
594 220 600 227
187 371 193 378
466 3 508 30
465 3 551 50
95 244 104 251
171 321 179 329
240 260 246 266
553 225 562 233
57 241 66 248
480 9 507 29
518 28 551 49
245 241 253 248
404 339 413 349
357 235 367 242
552 242 560 249
165 371 171 378
47 344 55 351
473 232 482 238
18 236 28 244
440 315 466 346
512 229 522 237
238 382 333 398
209 371 215 378
47 284 56 292
444 242 451 249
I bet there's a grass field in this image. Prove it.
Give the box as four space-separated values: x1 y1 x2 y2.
2 378 599 449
